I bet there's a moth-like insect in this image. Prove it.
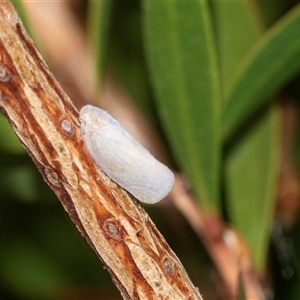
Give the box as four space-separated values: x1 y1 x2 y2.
79 105 174 204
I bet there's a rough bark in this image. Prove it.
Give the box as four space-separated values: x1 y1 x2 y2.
0 1 203 299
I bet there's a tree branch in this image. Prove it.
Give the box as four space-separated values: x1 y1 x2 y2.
0 1 203 299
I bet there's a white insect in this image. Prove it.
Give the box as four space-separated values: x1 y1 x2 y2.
79 105 174 204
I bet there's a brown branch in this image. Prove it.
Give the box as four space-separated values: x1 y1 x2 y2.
0 1 203 299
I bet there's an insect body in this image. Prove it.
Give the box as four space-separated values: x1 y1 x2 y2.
79 105 174 204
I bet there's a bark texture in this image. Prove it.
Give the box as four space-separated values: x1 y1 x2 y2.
0 1 203 299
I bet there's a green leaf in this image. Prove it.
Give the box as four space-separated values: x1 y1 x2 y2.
226 105 280 271
210 0 262 89
214 2 280 271
87 0 113 95
223 4 300 139
143 1 221 213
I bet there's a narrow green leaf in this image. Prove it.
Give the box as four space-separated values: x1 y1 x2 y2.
214 2 280 271
226 105 280 271
144 1 221 213
87 0 113 95
223 4 300 139
210 0 262 89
